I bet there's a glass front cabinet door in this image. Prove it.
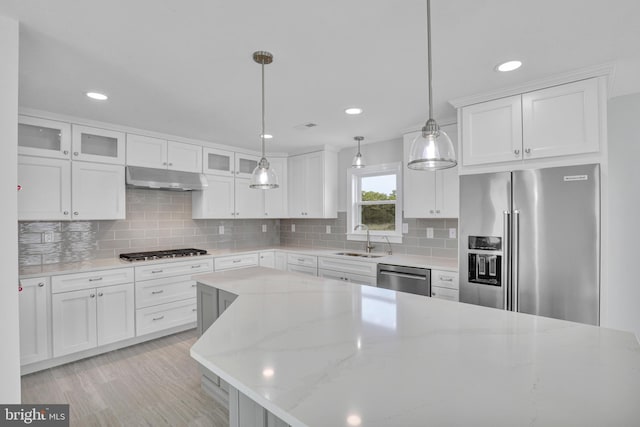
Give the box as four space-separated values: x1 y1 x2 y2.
71 125 126 165
18 115 71 159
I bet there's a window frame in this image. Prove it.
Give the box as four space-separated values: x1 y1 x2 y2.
347 162 403 244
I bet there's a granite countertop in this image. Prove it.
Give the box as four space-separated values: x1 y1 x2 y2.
18 246 458 279
191 267 640 427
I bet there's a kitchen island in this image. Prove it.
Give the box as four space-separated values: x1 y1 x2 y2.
190 267 640 427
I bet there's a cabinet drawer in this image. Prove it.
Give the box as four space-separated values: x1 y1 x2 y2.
431 286 459 302
214 253 259 271
52 267 134 293
135 274 197 309
135 258 213 281
287 253 317 268
136 298 197 336
318 257 376 277
431 269 459 290
287 264 317 277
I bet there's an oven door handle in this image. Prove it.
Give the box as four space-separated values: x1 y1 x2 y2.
379 271 427 281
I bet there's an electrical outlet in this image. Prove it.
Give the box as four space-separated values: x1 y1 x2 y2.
402 223 409 234
218 225 224 235
426 227 434 239
291 224 296 232
42 231 54 243
262 224 267 233
449 228 457 239
326 225 331 234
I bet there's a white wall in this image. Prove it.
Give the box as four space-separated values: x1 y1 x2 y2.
605 93 640 341
0 14 21 402
337 137 403 211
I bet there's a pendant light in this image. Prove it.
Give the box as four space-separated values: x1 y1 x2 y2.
250 51 279 189
351 136 366 168
407 0 457 170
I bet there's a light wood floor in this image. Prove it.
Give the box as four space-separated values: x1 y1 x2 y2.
21 329 229 426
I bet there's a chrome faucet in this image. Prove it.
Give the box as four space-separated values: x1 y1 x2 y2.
383 235 393 255
354 224 375 253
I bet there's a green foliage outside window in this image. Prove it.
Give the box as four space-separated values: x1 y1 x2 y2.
361 190 396 230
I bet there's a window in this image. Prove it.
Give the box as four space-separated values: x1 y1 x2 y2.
347 162 402 243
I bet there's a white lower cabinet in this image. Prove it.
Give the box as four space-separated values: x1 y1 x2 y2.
430 269 459 302
318 269 376 287
19 277 51 365
317 257 377 287
52 282 135 357
274 251 287 271
215 253 259 271
136 298 197 336
259 251 275 268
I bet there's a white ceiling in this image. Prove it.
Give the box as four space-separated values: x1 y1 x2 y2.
2 0 640 153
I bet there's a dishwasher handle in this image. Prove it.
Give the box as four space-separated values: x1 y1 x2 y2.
379 270 428 281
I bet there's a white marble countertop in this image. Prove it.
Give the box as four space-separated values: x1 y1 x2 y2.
18 246 457 278
191 267 640 427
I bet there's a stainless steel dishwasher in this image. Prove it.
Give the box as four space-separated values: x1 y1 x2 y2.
376 264 431 296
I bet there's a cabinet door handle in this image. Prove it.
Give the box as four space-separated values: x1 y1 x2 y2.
432 292 436 296
73 211 79 216
98 292 104 297
436 210 440 214
90 293 95 298
524 148 531 154
89 277 103 282
63 150 69 155
152 316 164 321
151 269 163 274
38 282 45 287
192 284 197 287
429 210 434 214
151 290 164 295
73 151 79 156
63 211 69 215
514 149 520 156
192 308 197 312
191 265 201 269
168 162 173 166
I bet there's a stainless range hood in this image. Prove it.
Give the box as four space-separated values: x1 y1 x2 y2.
126 166 208 191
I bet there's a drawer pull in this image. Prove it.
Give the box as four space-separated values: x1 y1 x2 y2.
297 258 305 262
439 276 453 282
432 292 436 296
151 290 164 295
98 292 104 297
192 308 197 312
89 277 103 282
38 282 45 287
191 265 201 269
192 284 197 287
90 293 95 298
232 259 242 263
152 315 165 321
151 270 163 274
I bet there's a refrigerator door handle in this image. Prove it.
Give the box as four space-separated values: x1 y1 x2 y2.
503 210 511 311
512 209 520 312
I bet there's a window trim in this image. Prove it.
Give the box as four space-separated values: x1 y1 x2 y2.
347 162 403 244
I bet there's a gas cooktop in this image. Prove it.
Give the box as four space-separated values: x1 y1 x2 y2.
119 248 208 262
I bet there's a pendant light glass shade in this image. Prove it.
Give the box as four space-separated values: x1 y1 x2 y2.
351 136 366 168
250 51 279 189
407 0 457 170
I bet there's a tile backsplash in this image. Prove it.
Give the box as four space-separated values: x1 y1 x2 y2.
280 212 458 258
18 189 280 267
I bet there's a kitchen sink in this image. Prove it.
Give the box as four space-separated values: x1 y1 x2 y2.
333 252 384 258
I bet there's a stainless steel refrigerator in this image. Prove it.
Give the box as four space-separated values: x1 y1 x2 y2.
459 164 600 325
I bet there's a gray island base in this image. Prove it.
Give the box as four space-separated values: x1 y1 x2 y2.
190 267 640 427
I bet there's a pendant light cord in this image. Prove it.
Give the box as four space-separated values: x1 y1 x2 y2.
426 0 433 121
261 61 266 158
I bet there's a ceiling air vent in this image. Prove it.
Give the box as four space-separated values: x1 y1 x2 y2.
294 122 318 130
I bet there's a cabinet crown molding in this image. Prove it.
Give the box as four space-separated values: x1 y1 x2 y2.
449 63 614 109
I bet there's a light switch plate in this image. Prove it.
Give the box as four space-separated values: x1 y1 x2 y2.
426 227 434 239
262 224 267 233
291 224 296 232
402 223 409 234
218 225 224 235
449 228 457 239
326 225 331 234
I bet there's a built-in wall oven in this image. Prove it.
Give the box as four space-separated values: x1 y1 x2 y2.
376 264 431 296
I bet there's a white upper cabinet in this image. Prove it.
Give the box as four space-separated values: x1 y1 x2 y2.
71 125 125 165
457 76 604 169
234 178 264 218
235 153 260 179
263 157 288 218
288 150 337 218
167 140 203 172
203 147 235 176
72 162 126 220
18 115 71 159
126 134 202 173
522 78 600 160
403 124 459 218
18 155 71 220
192 174 235 219
461 95 523 166
126 134 167 168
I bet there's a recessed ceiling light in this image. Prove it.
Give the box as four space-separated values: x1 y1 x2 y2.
261 134 273 139
495 60 522 72
86 92 108 101
345 107 363 115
